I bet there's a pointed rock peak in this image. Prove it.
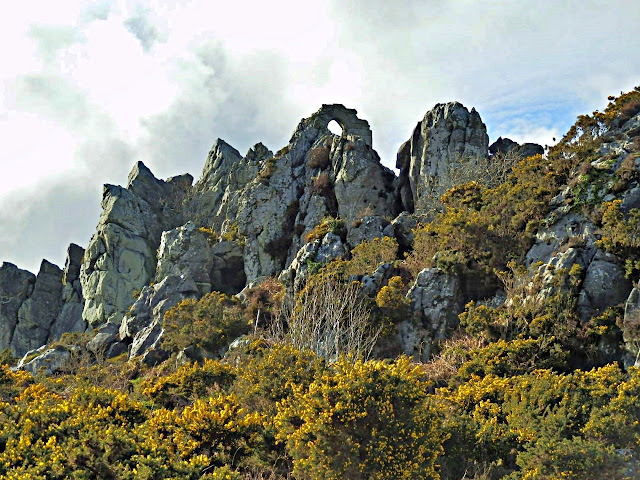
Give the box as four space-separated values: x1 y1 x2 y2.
63 243 85 284
429 101 469 119
38 259 62 276
245 142 273 162
489 137 544 158
199 139 243 184
419 101 488 134
489 137 519 155
66 244 85 262
0 262 36 279
127 161 159 189
166 173 194 191
396 100 489 213
209 138 241 159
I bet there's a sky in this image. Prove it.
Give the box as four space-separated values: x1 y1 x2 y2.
1 0 639 274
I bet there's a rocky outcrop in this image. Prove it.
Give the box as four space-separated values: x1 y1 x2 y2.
117 220 245 363
489 137 544 158
187 140 266 230
346 216 394 247
233 104 396 285
623 288 640 367
401 268 465 361
120 274 200 364
0 100 574 367
0 245 87 357
80 162 191 328
155 221 246 296
0 263 35 353
50 244 86 340
10 260 63 356
396 102 489 213
17 345 77 376
577 250 632 320
155 222 216 296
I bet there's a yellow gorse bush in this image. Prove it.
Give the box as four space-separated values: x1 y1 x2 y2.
274 356 445 480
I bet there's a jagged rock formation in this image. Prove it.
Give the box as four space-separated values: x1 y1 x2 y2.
395 102 489 213
524 119 640 324
51 244 86 340
187 140 267 231
6 96 636 370
0 244 87 358
233 105 395 284
0 263 35 353
489 136 544 158
80 162 192 328
11 260 64 355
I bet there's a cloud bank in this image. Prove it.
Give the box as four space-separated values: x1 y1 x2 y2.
1 0 639 272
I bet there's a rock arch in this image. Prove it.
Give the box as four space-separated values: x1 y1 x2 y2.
311 104 373 147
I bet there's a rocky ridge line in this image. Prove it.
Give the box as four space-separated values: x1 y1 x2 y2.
1 101 570 371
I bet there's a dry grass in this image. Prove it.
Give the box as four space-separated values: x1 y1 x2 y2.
306 146 330 169
274 278 380 361
421 332 485 384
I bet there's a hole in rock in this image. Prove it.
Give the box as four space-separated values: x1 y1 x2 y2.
327 119 343 136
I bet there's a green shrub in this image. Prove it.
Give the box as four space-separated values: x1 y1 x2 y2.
597 199 640 277
141 359 236 408
305 216 345 242
257 157 277 184
345 236 398 277
162 292 250 355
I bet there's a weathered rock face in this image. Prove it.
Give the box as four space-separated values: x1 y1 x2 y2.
346 215 394 247
120 274 200 364
50 244 86 340
0 100 562 367
187 140 266 231
116 219 246 363
577 250 632 320
527 240 632 325
230 104 396 285
80 162 191 328
0 245 87 357
401 268 465 361
10 260 63 355
0 263 35 353
155 222 216 296
396 102 489 213
17 345 77 376
526 194 632 322
623 288 640 367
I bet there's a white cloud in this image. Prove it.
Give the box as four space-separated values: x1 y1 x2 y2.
0 112 78 195
1 0 639 271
